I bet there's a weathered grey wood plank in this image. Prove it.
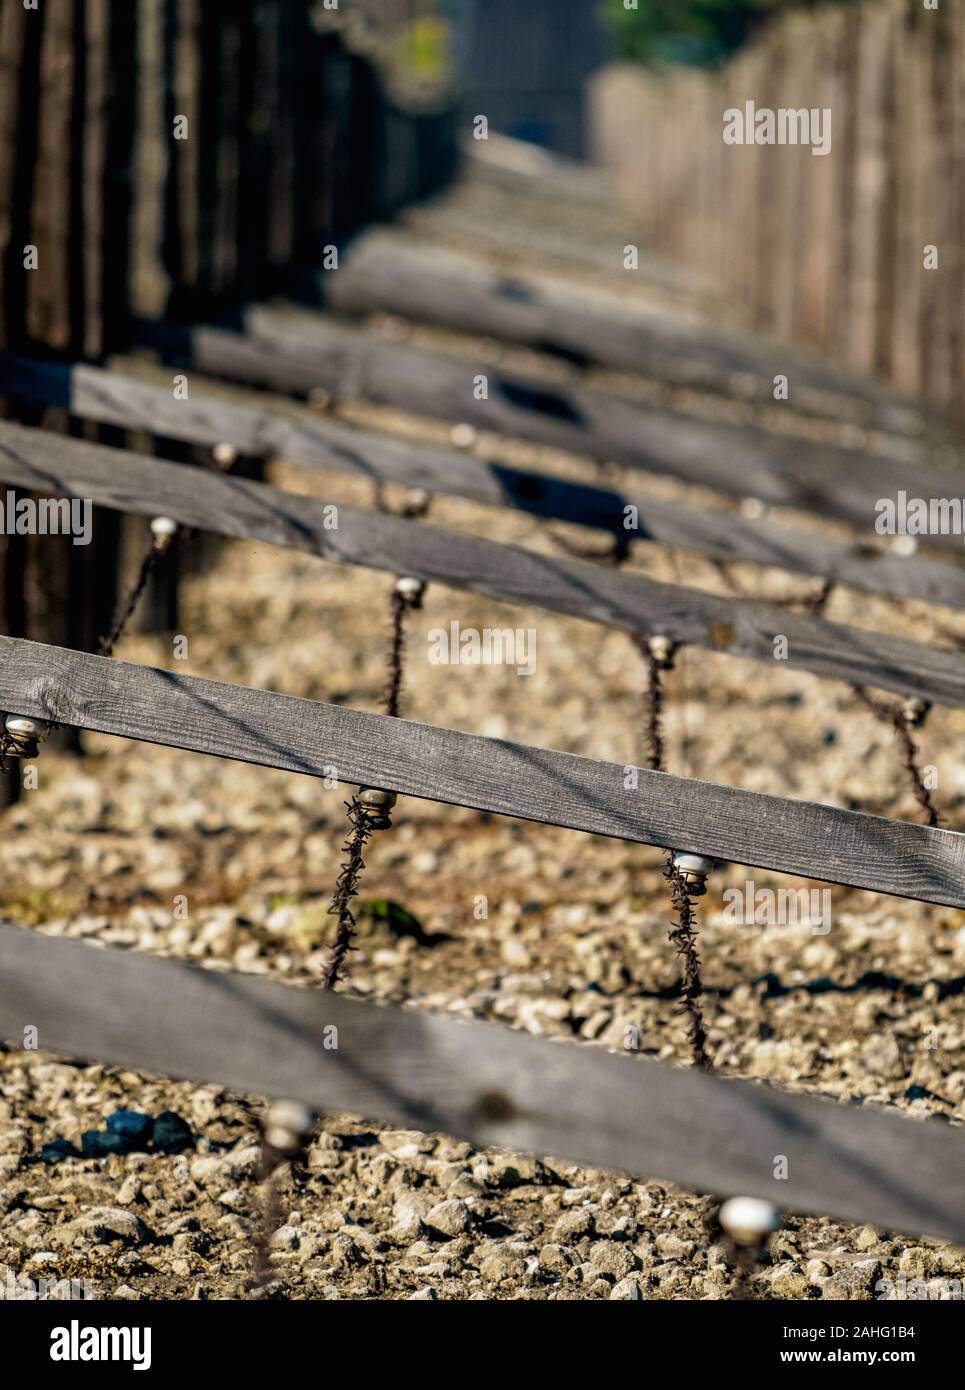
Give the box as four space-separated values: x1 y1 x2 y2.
1 635 964 906
3 354 963 608
2 417 964 702
1 924 962 1242
322 229 928 439
2 419 965 704
164 310 965 553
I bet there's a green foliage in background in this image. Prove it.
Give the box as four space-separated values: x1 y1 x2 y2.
602 0 856 66
393 17 451 85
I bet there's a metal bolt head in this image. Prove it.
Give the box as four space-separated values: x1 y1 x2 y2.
4 715 48 741
357 786 397 828
902 697 929 728
649 634 673 664
718 1196 780 1246
264 1099 315 1153
3 714 48 760
394 576 423 601
150 515 178 551
671 851 717 894
212 441 237 469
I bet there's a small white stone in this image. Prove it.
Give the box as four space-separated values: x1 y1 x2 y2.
610 1276 641 1300
719 1196 781 1245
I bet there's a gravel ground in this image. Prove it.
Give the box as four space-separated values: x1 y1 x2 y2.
2 197 964 1300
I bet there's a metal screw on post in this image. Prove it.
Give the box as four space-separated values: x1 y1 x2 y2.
0 715 49 791
149 515 178 552
211 442 237 470
718 1196 781 1299
902 697 931 729
394 575 424 603
263 1100 315 1158
2 715 49 761
670 851 718 897
356 786 398 831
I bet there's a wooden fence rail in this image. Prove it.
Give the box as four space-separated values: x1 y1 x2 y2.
320 227 931 441
1 923 963 1244
2 419 965 707
3 354 965 610
138 311 965 551
1 634 964 907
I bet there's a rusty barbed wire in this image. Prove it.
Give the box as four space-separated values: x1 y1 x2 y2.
710 568 938 823
322 568 426 988
98 518 178 658
630 633 679 771
852 686 940 827
385 578 425 718
665 856 712 1071
631 633 711 1070
323 796 376 991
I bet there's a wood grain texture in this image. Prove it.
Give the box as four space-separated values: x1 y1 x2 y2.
176 309 964 553
3 354 964 608
1 634 964 905
1 418 965 705
1 924 963 1242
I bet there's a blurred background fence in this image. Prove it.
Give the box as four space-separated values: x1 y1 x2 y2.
0 0 458 361
593 0 965 424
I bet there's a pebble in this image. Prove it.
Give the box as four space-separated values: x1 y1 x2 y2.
62 1207 153 1246
553 1209 594 1242
589 1241 640 1278
610 1276 642 1299
427 1199 472 1238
